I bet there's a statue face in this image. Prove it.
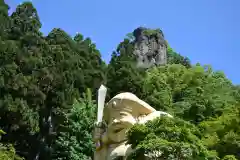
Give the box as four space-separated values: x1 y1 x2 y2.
108 111 136 133
106 101 137 142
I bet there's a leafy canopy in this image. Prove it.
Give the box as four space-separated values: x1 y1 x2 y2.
142 64 236 123
127 117 218 160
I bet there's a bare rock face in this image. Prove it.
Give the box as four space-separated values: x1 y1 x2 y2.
133 27 167 68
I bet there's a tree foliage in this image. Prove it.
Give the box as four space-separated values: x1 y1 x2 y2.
0 129 23 160
106 38 145 99
199 105 240 159
52 89 96 160
127 117 218 160
0 1 105 159
167 44 191 68
142 64 236 123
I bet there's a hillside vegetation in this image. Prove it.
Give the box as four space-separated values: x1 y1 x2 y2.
0 1 239 160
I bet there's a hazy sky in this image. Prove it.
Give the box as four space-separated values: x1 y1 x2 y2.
6 0 240 84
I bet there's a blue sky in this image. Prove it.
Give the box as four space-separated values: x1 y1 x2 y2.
6 0 240 84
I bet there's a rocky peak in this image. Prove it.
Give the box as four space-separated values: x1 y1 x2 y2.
132 27 167 68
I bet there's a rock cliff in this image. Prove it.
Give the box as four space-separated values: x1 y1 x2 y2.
132 27 167 68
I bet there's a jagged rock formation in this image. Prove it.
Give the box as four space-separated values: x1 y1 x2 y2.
133 27 167 68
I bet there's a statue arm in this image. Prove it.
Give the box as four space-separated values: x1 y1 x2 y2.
93 122 109 150
93 122 109 160
138 111 173 124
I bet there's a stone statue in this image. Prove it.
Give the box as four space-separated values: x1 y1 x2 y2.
93 92 172 160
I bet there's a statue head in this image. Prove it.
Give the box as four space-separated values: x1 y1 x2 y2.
103 92 156 143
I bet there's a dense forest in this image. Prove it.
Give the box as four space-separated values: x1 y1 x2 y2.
0 1 239 160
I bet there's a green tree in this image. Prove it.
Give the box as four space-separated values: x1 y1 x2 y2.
0 130 23 160
199 105 240 159
0 0 8 16
127 117 218 160
125 32 135 42
106 38 145 99
0 0 10 38
0 2 43 159
52 89 96 160
142 64 236 123
9 1 41 39
0 2 106 159
72 34 107 92
222 155 238 160
167 43 191 68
